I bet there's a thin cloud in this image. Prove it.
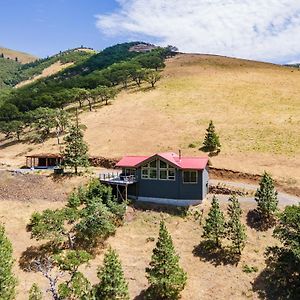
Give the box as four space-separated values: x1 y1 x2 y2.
95 0 300 63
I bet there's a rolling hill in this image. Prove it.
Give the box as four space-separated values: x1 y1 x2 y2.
1 53 299 190
0 46 37 63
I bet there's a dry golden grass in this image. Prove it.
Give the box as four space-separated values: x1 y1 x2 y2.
81 54 300 186
1 54 299 188
0 47 37 63
1 194 277 300
15 61 74 88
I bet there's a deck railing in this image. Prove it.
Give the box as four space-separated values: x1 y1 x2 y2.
99 173 137 183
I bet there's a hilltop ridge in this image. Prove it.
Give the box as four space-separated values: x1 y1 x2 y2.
0 46 37 63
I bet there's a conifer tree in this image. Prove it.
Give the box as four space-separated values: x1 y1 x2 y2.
0 224 17 300
202 120 221 152
202 195 226 247
255 172 278 222
94 248 129 300
146 221 187 300
62 123 89 174
29 283 43 300
226 195 247 254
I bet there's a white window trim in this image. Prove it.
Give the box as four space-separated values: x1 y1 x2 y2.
159 168 176 181
141 159 176 181
183 170 198 184
141 160 158 180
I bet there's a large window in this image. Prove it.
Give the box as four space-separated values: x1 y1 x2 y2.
159 160 175 180
141 160 158 179
183 170 198 184
141 160 176 180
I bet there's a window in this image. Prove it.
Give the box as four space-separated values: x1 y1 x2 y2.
159 160 167 168
183 171 198 184
150 169 157 179
141 159 176 180
160 170 167 180
142 168 149 179
159 160 175 181
124 168 136 176
142 160 158 179
168 169 175 180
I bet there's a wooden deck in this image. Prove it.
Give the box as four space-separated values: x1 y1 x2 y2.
99 173 137 202
99 174 137 186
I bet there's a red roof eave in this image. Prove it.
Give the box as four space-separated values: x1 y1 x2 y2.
115 153 208 170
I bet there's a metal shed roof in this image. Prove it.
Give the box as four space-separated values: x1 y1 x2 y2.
116 152 208 170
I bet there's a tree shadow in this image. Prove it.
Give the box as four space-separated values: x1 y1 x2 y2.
252 269 276 300
208 150 221 157
252 268 300 300
246 210 276 231
140 86 155 93
192 240 240 266
49 172 77 183
198 146 220 157
131 202 189 218
252 246 300 300
133 288 149 300
0 139 20 149
19 242 58 272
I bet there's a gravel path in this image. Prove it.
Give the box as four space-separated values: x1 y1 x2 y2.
209 179 300 206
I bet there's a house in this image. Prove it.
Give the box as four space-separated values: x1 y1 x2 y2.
100 152 209 206
25 153 62 168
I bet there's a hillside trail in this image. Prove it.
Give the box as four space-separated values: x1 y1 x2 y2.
210 179 300 206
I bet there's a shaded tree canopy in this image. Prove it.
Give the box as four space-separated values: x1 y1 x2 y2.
146 221 187 300
0 224 17 300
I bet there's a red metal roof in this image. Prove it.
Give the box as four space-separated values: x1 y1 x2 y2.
115 156 149 168
116 152 208 170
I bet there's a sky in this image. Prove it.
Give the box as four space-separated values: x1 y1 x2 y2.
1 0 300 63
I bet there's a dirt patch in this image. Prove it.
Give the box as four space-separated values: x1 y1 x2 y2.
210 167 261 182
209 183 253 196
15 61 73 88
210 167 300 197
0 170 88 202
89 156 119 168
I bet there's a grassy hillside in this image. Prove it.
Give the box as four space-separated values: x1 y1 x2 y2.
4 48 95 87
1 53 299 188
0 47 37 63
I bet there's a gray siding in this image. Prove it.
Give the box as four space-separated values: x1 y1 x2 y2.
137 169 180 199
178 170 203 200
125 167 207 201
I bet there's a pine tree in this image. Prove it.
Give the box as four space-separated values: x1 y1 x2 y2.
94 248 129 300
29 283 43 300
0 224 17 300
255 172 278 222
203 120 221 152
202 195 226 247
226 195 247 254
62 123 89 174
146 221 187 300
